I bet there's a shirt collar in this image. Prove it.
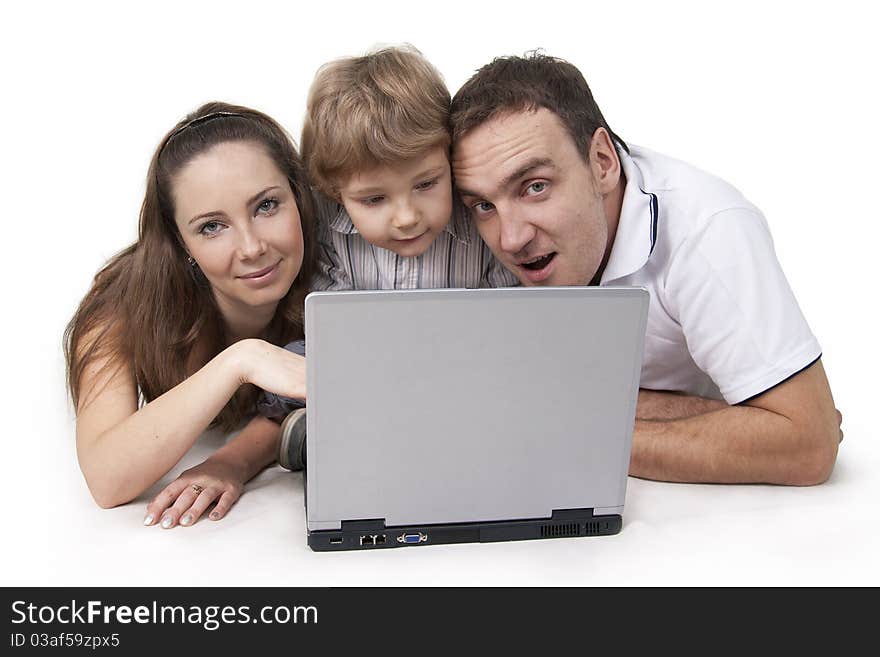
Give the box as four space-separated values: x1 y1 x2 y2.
599 145 660 284
328 198 471 245
445 198 471 244
328 203 358 234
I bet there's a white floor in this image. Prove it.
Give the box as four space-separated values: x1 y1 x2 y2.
8 415 877 587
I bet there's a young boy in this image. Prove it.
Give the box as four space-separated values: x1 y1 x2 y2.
304 45 517 291
261 45 518 470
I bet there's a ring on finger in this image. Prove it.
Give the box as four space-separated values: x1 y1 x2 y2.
191 484 204 494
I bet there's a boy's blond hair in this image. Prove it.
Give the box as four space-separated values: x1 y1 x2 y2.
301 45 451 198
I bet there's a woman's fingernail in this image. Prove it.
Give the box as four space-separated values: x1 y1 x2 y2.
143 514 154 526
209 512 219 520
180 514 193 526
161 516 173 529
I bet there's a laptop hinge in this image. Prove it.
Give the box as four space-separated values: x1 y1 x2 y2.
340 518 387 532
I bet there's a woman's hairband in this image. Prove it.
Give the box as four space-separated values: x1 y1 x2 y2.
158 111 247 157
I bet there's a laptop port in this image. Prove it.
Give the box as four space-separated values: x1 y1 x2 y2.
359 535 375 546
375 534 386 545
329 537 343 545
397 532 427 544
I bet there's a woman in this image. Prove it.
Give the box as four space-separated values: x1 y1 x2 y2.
64 102 315 528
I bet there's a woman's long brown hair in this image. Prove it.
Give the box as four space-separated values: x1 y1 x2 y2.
64 102 316 430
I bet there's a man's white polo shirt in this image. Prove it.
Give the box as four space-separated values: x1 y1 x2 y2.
601 145 821 404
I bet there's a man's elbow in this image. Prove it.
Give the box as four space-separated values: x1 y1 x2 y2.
787 426 840 486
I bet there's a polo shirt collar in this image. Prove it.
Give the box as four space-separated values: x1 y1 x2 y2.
599 145 659 284
327 199 471 244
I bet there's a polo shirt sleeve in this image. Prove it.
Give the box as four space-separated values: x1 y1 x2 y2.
664 207 821 404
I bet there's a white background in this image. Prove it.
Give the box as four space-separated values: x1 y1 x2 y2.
1 0 877 586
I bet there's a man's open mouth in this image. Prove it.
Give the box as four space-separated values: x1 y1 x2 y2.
520 253 556 271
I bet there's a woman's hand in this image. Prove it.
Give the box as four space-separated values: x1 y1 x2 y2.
143 455 246 528
234 338 307 401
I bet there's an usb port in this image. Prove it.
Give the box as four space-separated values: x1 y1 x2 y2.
329 537 343 545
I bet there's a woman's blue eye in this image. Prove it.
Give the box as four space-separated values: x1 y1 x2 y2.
258 198 279 214
472 201 494 215
199 221 222 236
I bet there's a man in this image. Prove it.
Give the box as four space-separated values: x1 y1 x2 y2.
450 53 841 485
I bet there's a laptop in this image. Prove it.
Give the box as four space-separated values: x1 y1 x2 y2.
303 287 648 551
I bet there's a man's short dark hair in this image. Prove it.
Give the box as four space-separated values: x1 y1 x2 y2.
450 51 628 158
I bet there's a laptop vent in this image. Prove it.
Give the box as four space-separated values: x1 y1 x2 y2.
584 521 601 536
541 523 579 538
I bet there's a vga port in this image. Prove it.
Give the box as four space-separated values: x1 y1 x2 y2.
397 532 427 544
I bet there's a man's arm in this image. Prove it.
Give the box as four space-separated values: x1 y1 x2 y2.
629 360 840 485
636 389 727 420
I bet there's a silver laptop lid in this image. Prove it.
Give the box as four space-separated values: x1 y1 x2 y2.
305 287 648 531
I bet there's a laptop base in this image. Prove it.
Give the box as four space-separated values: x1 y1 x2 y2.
307 509 621 552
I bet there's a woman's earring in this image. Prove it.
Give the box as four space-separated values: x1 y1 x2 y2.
187 254 208 286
